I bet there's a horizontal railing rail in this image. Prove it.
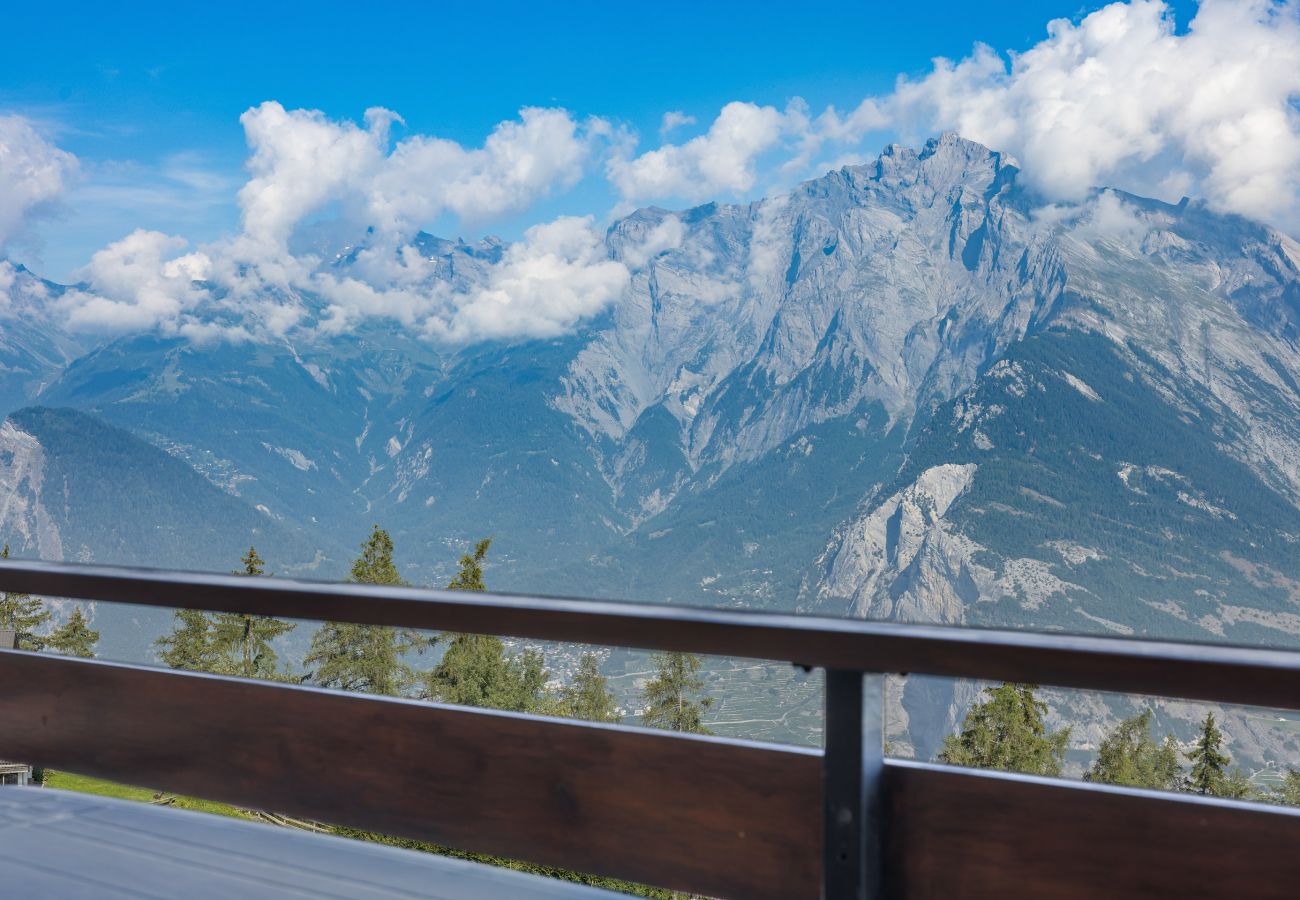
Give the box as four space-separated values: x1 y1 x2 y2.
3 558 1300 709
2 558 1300 898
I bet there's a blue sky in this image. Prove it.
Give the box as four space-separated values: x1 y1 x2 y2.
1 0 1209 280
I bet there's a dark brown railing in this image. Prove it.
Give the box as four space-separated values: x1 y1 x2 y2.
1 559 1299 898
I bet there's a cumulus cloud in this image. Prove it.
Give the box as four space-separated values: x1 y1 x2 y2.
871 0 1300 226
0 115 78 250
608 101 789 204
368 107 594 234
307 216 629 344
238 101 597 249
52 102 623 343
58 230 211 333
238 103 395 249
433 217 629 343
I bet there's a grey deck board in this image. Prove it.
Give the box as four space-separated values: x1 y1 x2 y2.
0 788 622 899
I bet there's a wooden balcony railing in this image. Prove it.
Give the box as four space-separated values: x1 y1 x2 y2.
1 559 1299 898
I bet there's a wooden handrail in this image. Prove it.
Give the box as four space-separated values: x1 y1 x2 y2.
3 558 1300 710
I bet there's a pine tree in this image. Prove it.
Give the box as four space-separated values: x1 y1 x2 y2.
209 546 295 679
305 526 429 696
560 653 620 723
156 607 218 671
1185 712 1231 796
641 651 713 734
1085 709 1181 790
0 545 51 650
938 683 1070 776
46 607 99 658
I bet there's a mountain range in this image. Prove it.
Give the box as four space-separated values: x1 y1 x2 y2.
4 133 1300 765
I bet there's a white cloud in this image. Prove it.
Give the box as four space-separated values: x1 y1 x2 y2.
238 101 596 249
238 102 395 250
608 101 788 204
306 216 629 343
659 111 696 138
368 107 594 234
0 115 78 250
620 215 686 267
430 217 628 343
1069 190 1153 245
0 261 16 309
872 0 1300 227
58 230 211 333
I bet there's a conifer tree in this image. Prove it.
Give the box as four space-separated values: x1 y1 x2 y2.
938 683 1070 776
46 607 100 658
446 538 490 591
1219 768 1255 801
1274 770 1300 806
305 526 429 696
1185 712 1231 796
0 545 51 650
423 538 554 713
560 653 620 723
156 607 218 671
209 546 295 679
1085 709 1181 790
424 635 553 712
641 651 713 734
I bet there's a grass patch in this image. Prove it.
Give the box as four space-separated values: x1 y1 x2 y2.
42 771 255 821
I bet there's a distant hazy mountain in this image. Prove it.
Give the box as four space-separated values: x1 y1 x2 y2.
0 406 326 660
0 264 89 415
5 133 1300 760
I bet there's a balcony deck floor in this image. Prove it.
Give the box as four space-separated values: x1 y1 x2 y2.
0 787 622 899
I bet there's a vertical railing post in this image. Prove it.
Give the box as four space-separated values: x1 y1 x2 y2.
823 669 884 900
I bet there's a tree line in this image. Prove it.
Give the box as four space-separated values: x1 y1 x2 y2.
938 682 1300 804
152 526 716 734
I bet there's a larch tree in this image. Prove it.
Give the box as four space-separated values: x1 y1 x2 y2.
305 526 430 696
938 683 1070 777
46 607 100 658
560 653 621 723
156 607 218 671
1085 709 1181 791
423 538 554 713
209 546 295 679
446 538 490 591
0 545 51 650
424 635 552 712
640 651 713 734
